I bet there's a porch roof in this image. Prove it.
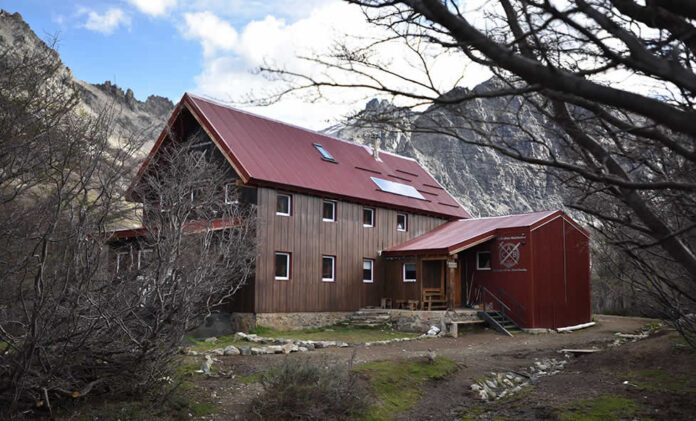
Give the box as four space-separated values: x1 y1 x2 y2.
383 210 567 256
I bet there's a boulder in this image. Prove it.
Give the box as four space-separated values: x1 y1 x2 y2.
239 346 252 356
266 345 283 354
224 345 240 356
209 348 224 356
204 337 218 343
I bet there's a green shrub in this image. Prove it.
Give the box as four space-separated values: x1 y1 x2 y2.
250 357 368 420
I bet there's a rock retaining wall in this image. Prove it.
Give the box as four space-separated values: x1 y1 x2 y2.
387 309 480 332
255 312 353 330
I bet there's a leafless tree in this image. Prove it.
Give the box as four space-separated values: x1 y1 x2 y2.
0 39 256 415
254 1 696 345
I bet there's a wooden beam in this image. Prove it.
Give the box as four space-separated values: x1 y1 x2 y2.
447 257 457 310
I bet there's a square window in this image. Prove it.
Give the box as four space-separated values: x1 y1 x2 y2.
397 213 408 231
403 262 416 282
322 256 335 282
323 200 336 221
275 252 291 279
477 251 491 270
116 251 130 273
225 184 239 205
363 208 375 227
363 259 374 283
277 194 291 216
137 249 153 270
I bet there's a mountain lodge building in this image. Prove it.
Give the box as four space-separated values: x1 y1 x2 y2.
115 93 592 332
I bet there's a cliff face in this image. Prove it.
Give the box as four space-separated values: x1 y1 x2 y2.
0 10 174 155
324 83 568 218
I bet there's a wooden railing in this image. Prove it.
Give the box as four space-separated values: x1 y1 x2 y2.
421 288 447 310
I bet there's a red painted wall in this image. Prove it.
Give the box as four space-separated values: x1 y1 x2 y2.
465 227 534 327
466 217 591 329
531 217 591 328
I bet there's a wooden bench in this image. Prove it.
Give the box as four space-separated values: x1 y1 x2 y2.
422 288 447 311
447 320 486 338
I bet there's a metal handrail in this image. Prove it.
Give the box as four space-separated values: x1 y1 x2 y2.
480 286 511 313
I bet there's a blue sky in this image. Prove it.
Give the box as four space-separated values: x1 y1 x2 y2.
0 0 488 128
0 0 329 102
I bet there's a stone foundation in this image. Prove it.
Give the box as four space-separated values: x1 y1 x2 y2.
255 312 353 330
386 309 480 332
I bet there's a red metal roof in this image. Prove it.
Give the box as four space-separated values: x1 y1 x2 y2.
131 93 470 219
383 210 587 256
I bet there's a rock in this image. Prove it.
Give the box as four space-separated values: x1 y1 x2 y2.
485 380 498 389
298 346 308 352
209 348 224 356
223 345 240 355
185 350 199 356
204 337 218 343
470 384 481 391
201 355 214 375
266 345 283 354
239 346 252 356
337 341 349 347
235 332 248 340
281 343 295 354
250 347 264 355
427 325 440 336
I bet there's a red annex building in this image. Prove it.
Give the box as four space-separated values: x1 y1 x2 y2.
383 210 591 329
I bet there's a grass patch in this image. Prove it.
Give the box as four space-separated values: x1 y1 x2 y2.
630 369 696 392
251 324 417 344
184 335 247 352
355 356 458 420
460 407 484 421
558 395 640 421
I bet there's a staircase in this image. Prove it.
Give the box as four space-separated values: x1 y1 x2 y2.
347 308 392 328
477 286 523 336
477 310 521 336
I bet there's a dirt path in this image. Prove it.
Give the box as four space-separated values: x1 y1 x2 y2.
193 315 663 420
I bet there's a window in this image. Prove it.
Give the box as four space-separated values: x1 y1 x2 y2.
137 249 153 270
403 262 416 282
313 143 337 162
323 200 336 221
322 256 335 282
363 208 375 227
477 251 491 270
363 259 374 283
277 194 291 216
116 251 130 273
275 252 291 280
225 184 239 205
396 213 408 231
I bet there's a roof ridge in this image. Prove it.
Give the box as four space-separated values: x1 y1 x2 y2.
185 92 412 160
461 209 557 221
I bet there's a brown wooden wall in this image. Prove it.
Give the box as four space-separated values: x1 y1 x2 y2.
254 187 448 312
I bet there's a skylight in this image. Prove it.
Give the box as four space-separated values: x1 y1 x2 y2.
371 177 425 200
313 143 337 162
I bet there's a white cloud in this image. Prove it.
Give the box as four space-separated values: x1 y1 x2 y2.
181 11 238 58
129 0 178 17
82 8 130 35
182 1 491 129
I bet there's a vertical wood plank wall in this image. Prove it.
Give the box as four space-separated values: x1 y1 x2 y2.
254 187 448 313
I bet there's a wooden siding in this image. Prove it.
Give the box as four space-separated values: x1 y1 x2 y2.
254 187 447 312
